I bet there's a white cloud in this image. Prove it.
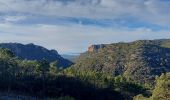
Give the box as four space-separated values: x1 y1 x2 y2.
0 0 169 25
0 23 169 54
3 15 26 22
0 0 170 54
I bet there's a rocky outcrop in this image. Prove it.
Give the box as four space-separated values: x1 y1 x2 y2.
88 44 106 52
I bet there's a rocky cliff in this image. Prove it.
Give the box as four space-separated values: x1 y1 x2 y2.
88 44 106 52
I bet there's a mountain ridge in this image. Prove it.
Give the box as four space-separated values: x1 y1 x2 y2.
0 43 73 68
72 39 170 83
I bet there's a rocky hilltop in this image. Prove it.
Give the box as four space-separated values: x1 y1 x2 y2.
72 39 170 83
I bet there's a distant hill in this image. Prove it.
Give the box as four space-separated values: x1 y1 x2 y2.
72 39 170 83
61 54 79 63
0 43 73 68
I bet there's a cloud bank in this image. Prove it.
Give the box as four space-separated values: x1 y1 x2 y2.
0 0 169 54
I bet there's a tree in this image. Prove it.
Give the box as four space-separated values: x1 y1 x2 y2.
134 72 170 100
35 59 50 75
49 61 58 75
151 73 170 100
35 59 50 95
0 48 15 59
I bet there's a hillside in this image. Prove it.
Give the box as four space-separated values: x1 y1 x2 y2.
0 40 169 100
0 48 125 100
0 43 73 68
134 72 170 100
72 39 170 83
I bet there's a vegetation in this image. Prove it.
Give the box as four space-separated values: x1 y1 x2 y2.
0 48 125 100
65 68 149 99
0 43 73 68
0 39 170 100
134 72 170 100
73 40 170 84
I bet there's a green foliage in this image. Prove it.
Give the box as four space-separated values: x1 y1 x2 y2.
0 48 126 100
65 68 148 99
35 59 50 74
0 43 73 68
134 94 149 100
19 60 39 75
151 73 170 100
49 61 58 75
134 72 170 100
160 41 170 48
0 48 15 58
72 40 170 84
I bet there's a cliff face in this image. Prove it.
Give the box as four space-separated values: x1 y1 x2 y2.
0 43 73 68
88 44 106 52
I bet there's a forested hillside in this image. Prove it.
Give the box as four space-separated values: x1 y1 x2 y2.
72 39 170 84
0 43 73 68
0 48 126 100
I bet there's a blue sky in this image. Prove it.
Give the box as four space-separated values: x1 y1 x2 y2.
0 0 170 54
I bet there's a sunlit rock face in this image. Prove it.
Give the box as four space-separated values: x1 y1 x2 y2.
88 44 106 53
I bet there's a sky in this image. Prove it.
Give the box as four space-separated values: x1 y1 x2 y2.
0 0 170 54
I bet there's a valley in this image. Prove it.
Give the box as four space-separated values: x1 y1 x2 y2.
0 39 169 100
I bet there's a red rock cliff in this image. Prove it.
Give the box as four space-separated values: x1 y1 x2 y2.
88 44 105 52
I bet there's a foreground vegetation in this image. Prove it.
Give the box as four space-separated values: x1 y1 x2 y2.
134 72 170 100
0 48 125 100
